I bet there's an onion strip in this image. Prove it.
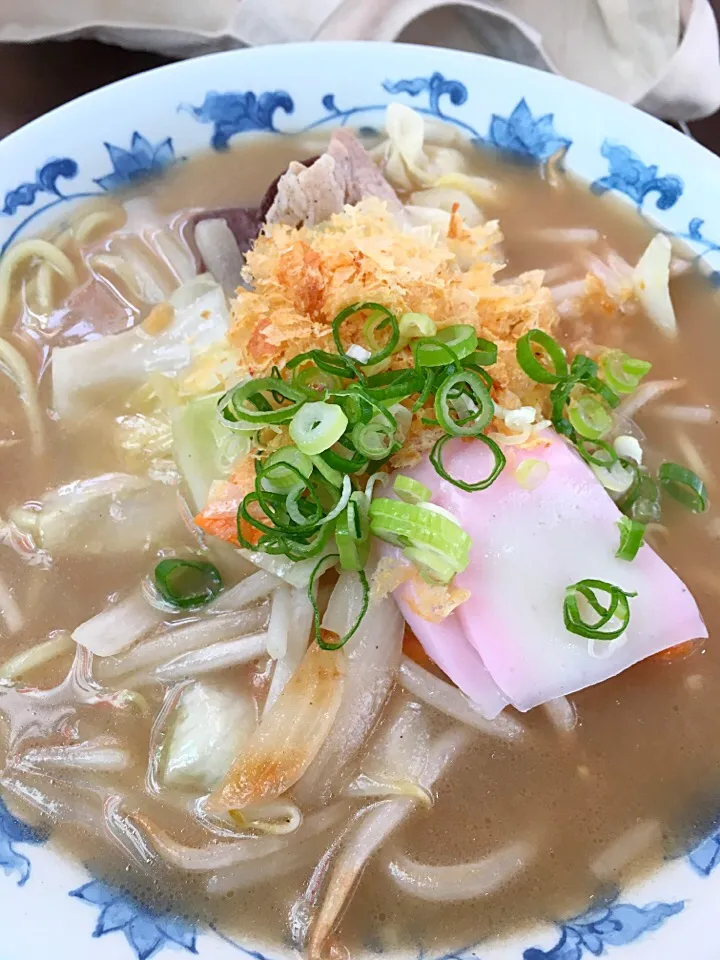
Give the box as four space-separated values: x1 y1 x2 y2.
399 657 523 740
307 729 468 959
387 841 534 901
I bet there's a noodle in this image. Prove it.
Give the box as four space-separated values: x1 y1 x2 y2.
0 337 45 455
0 239 77 326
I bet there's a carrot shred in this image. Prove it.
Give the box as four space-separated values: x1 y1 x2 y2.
655 639 704 662
402 625 439 674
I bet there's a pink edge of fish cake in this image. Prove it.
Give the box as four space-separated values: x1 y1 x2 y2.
431 434 708 712
396 583 511 719
385 457 510 719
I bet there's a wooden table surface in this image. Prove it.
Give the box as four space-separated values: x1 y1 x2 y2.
0 36 719 151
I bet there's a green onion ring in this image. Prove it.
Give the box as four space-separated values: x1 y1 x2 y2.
430 433 506 491
516 329 568 384
659 462 709 513
154 558 222 609
434 369 494 437
616 517 646 562
307 553 369 649
222 377 307 425
563 578 636 640
413 324 478 368
332 302 399 367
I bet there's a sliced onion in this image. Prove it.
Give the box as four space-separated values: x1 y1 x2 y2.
15 737 131 773
131 802 347 872
194 218 244 295
152 632 268 682
97 603 269 682
307 729 468 958
209 642 345 811
591 819 662 881
633 234 677 337
514 458 550 490
264 587 313 715
0 630 74 681
616 379 683 420
265 584 292 660
211 569 283 612
294 592 404 806
72 589 165 657
543 696 577 734
613 435 643 464
387 840 533 902
398 657 523 739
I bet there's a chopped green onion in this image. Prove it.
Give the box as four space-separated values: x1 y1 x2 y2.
600 350 652 395
413 324 478 367
563 578 636 641
291 363 342 395
365 472 389 499
465 338 498 367
260 446 314 493
567 394 613 441
221 377 307 425
575 438 617 468
516 329 568 384
310 454 344 488
335 493 370 571
393 475 431 504
430 433 506 492
365 368 424 403
332 302 399 367
351 409 398 460
399 312 436 339
320 444 369 476
286 348 361 383
403 544 461 584
434 369 494 437
616 517 646 561
307 553 369 649
369 498 471 581
659 462 708 513
154 558 222 609
289 401 348 456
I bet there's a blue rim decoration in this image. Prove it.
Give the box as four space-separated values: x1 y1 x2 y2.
522 899 685 960
0 57 720 957
71 880 198 960
179 92 295 150
0 796 48 886
590 141 684 210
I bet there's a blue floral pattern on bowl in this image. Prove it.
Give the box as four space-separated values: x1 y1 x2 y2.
180 92 294 150
71 880 198 960
0 797 47 886
522 899 685 960
1 41 720 960
483 99 571 161
590 141 683 210
94 133 178 191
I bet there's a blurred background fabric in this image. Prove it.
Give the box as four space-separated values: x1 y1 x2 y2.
1 0 719 121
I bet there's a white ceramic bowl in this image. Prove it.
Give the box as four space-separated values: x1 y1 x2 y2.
0 41 718 960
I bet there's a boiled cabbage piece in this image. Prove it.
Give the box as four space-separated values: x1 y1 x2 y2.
394 434 706 712
11 472 182 556
52 275 229 418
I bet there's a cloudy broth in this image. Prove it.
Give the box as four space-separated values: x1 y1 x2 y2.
0 131 719 959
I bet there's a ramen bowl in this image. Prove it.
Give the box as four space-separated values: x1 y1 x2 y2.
0 41 719 960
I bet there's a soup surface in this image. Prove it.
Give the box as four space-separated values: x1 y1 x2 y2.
0 113 719 960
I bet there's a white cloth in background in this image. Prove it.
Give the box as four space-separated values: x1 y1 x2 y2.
1 0 719 121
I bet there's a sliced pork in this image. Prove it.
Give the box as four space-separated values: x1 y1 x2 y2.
266 129 403 228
